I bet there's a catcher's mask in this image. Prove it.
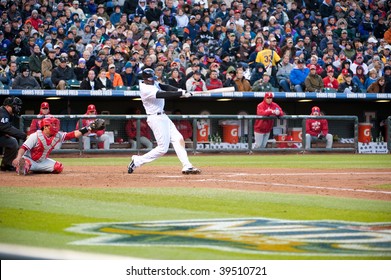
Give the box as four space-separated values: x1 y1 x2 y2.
42 118 60 135
142 68 157 84
3 96 22 115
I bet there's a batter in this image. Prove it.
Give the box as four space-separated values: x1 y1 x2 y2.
128 68 201 175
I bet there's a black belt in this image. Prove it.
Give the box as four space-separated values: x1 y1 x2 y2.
148 112 165 115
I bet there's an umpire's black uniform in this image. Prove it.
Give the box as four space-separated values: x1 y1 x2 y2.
0 100 26 171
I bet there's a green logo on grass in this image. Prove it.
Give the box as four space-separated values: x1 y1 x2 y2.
67 218 391 256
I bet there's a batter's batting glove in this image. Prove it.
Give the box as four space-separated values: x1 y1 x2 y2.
180 89 193 98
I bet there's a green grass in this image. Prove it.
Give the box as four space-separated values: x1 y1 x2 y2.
0 154 390 259
58 154 391 169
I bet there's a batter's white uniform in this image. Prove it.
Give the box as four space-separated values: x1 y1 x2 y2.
21 130 71 172
131 81 193 170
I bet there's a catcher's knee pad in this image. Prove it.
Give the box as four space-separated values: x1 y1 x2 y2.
52 162 64 174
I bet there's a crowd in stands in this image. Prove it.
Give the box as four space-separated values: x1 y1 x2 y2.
1 0 391 93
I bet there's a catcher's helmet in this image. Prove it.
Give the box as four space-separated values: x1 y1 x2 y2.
41 118 60 135
142 68 156 83
3 96 22 115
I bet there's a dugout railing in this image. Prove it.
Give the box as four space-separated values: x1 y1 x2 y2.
19 114 387 154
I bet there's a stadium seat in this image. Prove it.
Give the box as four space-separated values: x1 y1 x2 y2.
322 88 337 93
115 86 131 90
66 79 81 89
16 56 29 65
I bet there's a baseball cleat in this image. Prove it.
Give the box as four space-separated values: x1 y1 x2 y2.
182 167 201 175
127 158 136 174
16 158 30 175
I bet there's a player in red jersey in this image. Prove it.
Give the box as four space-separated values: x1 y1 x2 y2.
12 117 104 175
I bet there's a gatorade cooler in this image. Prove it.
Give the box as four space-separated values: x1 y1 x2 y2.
277 134 288 148
197 123 209 142
358 123 372 143
222 125 239 144
291 127 303 142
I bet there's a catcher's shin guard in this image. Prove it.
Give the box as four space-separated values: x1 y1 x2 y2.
52 162 64 174
182 167 201 175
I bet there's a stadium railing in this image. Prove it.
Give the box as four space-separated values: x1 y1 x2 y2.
18 114 386 154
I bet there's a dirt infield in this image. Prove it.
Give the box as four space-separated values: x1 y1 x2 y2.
2 166 391 201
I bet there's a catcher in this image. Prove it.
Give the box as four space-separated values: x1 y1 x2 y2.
11 117 105 175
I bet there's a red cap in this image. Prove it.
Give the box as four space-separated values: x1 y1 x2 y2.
342 69 349 75
87 104 96 113
234 10 240 13
264 92 273 99
41 102 49 109
310 65 316 70
312 106 320 113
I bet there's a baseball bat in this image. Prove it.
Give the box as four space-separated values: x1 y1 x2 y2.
194 87 235 94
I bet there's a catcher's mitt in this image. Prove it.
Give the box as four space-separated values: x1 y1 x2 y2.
90 118 105 131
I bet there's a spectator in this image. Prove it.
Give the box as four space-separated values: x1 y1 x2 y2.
253 92 284 149
186 70 207 92
337 71 361 93
74 58 88 81
0 96 26 172
168 68 186 90
305 106 333 149
205 70 223 90
120 62 139 88
51 57 76 89
172 109 193 146
276 54 294 92
6 62 18 88
76 104 110 150
221 32 240 58
352 65 366 92
7 34 30 59
323 68 339 90
234 68 251 91
41 49 57 89
145 0 162 24
364 68 380 90
305 65 324 92
29 44 45 84
12 65 41 89
351 54 369 75
252 72 278 92
125 108 153 150
95 68 113 90
290 59 309 92
80 70 97 90
250 62 266 86
367 76 386 93
255 41 280 77
106 64 123 88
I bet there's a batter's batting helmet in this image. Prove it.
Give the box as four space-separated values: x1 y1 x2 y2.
142 68 156 82
41 118 60 135
3 96 22 115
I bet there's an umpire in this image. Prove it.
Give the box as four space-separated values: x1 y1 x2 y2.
0 97 26 171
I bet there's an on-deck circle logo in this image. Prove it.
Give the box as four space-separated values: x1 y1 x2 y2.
67 218 391 256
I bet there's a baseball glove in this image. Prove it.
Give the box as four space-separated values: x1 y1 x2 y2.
90 118 105 131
